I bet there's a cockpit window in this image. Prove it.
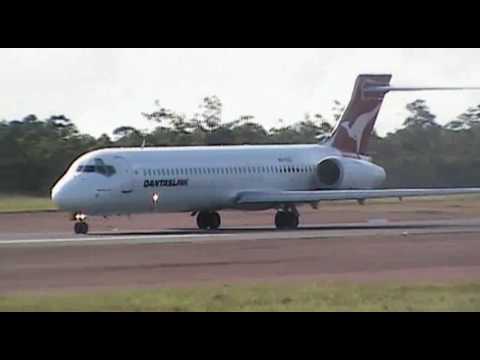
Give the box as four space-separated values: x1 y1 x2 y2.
76 158 116 177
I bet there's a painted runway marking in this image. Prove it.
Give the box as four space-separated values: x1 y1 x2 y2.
2 219 480 247
0 232 237 245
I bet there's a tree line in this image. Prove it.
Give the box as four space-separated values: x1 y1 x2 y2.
1 96 480 196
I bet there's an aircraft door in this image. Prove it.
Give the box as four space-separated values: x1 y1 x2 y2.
114 156 134 193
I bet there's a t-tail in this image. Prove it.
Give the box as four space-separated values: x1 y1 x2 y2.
327 74 480 156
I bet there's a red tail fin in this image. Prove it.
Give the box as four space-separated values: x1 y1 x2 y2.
328 74 480 155
329 74 392 155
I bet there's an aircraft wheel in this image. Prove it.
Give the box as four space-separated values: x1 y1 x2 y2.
289 213 299 228
275 211 298 230
196 212 209 230
74 222 89 234
210 212 221 230
275 211 288 229
197 211 221 230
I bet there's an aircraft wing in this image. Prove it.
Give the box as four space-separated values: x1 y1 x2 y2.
235 188 480 205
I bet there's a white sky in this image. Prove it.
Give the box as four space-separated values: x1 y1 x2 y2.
1 48 480 138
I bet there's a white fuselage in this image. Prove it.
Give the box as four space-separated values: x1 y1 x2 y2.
51 144 380 216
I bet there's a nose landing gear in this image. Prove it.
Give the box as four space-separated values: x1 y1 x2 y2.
274 206 299 230
196 211 221 230
74 221 89 234
72 213 89 234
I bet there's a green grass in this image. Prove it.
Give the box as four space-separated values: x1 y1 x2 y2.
2 281 480 311
0 193 479 214
0 195 56 213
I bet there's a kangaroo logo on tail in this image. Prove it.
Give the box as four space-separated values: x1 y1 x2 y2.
339 104 381 154
329 74 480 155
329 74 392 155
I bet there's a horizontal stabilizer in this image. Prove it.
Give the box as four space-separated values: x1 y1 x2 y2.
328 74 480 155
364 85 480 93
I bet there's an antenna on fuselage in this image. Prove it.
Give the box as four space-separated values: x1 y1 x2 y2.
140 128 148 149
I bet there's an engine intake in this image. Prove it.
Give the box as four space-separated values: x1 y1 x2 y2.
316 157 386 189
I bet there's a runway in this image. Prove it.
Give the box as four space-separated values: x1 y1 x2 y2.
1 218 480 247
2 217 480 294
2 203 480 295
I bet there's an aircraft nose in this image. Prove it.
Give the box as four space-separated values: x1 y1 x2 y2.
51 182 68 209
51 179 89 211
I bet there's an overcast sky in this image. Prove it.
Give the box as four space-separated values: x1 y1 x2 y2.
2 48 480 138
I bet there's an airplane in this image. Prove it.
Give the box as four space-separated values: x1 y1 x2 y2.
51 74 480 234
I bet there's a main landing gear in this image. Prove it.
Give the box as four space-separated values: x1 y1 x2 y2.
274 206 299 230
72 213 89 234
196 211 221 230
